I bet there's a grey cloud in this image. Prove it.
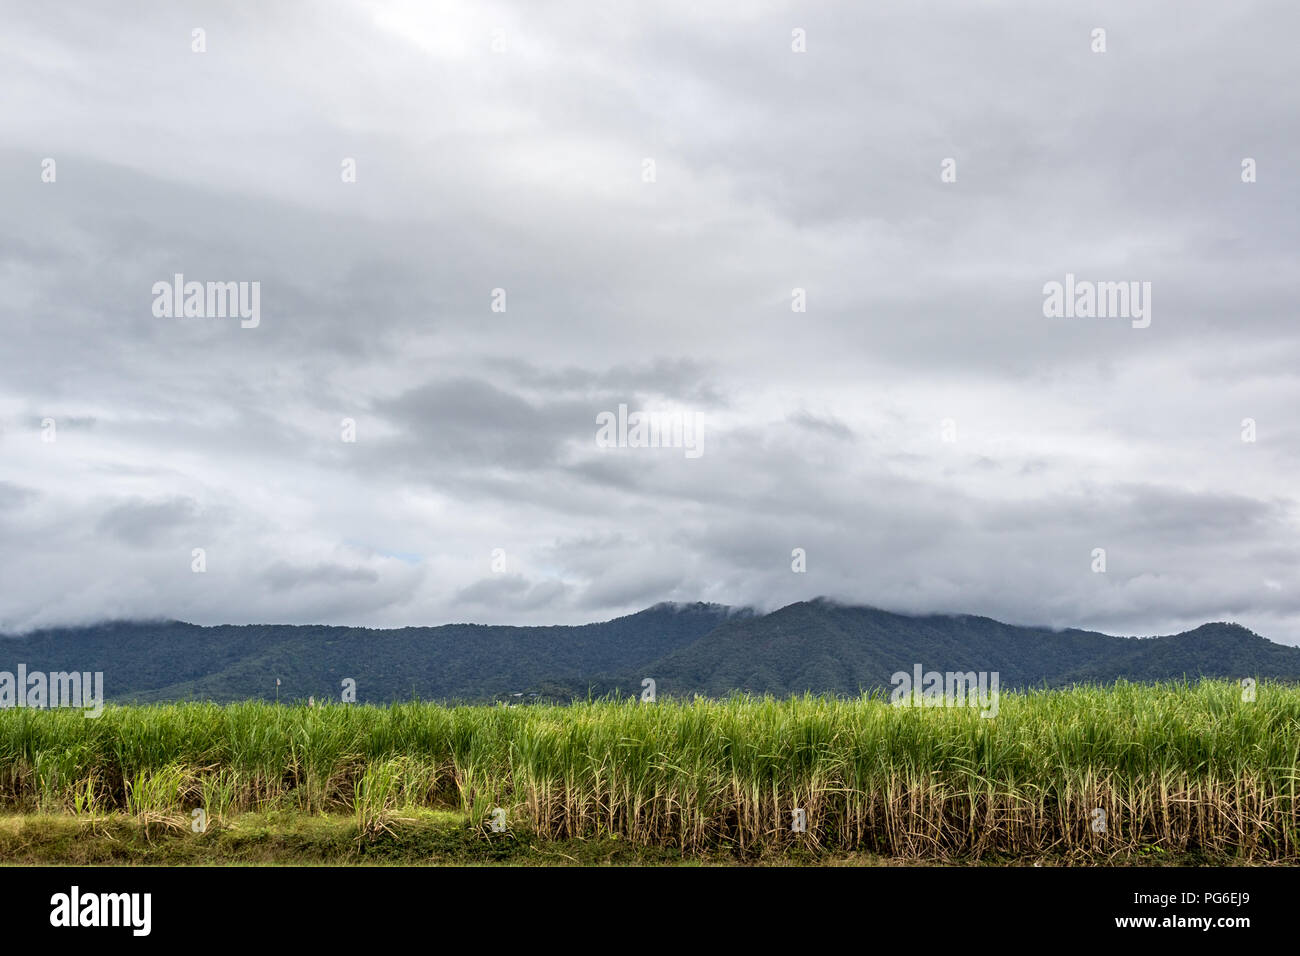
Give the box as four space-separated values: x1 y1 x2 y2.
454 574 569 612
787 411 854 441
95 497 201 548
0 482 39 511
1 1 1298 642
264 562 381 593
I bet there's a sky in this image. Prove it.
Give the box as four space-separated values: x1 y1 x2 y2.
2 1 1298 642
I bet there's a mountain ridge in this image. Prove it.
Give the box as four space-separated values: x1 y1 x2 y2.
0 599 1293 703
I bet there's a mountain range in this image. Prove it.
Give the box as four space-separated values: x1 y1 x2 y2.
2 599 1298 703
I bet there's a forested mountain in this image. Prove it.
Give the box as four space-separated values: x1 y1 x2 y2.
643 599 1300 696
1 599 1295 703
0 603 741 703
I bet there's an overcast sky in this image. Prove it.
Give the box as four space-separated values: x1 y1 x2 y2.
2 1 1298 642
